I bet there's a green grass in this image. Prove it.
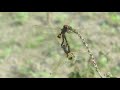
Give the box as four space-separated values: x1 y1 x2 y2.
11 59 51 78
53 13 69 24
68 65 96 78
97 52 108 68
25 36 44 48
14 12 29 25
0 47 12 63
111 66 120 77
109 13 120 24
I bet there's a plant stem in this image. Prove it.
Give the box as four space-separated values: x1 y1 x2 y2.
71 29 103 78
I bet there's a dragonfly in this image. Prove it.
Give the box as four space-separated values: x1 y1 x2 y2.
31 15 79 76
57 25 75 60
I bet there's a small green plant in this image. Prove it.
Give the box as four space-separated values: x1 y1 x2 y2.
111 66 120 77
105 13 120 29
25 36 44 48
53 13 68 24
0 47 12 59
109 13 120 24
14 12 29 25
68 71 81 78
97 52 108 68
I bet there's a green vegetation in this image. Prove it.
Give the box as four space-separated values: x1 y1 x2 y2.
0 47 12 60
14 12 29 25
109 13 120 24
25 36 44 48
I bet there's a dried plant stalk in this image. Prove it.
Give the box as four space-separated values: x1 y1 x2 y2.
71 28 103 78
57 25 103 78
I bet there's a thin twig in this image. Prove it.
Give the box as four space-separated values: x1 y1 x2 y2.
70 28 103 78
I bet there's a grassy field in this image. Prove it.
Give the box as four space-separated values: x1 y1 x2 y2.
0 12 120 78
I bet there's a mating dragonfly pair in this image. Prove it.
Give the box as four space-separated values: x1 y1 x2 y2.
57 25 75 60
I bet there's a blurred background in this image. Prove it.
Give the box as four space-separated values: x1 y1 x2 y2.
0 12 120 78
